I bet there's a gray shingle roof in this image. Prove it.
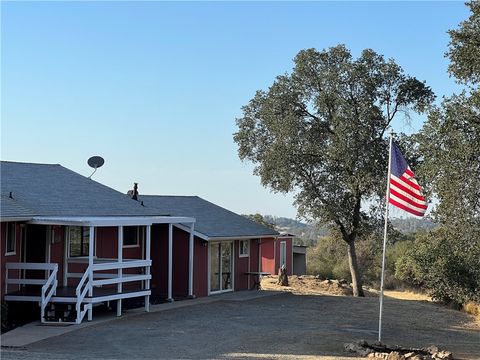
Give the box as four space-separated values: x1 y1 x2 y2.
0 194 36 220
1 161 162 218
139 195 279 239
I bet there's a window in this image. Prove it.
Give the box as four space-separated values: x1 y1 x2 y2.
69 226 94 257
239 239 249 257
5 222 16 255
123 226 144 247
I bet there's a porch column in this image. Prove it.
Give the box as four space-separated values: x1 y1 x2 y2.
145 225 151 312
167 223 173 302
117 226 123 317
188 222 195 298
87 226 94 321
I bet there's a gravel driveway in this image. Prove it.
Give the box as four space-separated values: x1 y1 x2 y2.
2 292 479 360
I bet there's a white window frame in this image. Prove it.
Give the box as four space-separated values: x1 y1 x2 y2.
5 222 16 256
279 241 287 267
123 226 143 248
67 226 96 258
239 239 249 258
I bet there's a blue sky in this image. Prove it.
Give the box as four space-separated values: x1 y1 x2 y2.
1 1 468 219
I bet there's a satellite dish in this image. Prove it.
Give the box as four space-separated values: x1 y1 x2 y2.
87 156 105 178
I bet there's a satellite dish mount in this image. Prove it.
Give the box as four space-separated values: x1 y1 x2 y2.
87 156 105 179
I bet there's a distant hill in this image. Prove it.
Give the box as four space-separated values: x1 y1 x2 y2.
263 216 328 246
245 214 437 246
391 217 437 234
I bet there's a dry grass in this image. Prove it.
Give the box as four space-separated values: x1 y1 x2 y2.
261 275 377 297
463 302 480 324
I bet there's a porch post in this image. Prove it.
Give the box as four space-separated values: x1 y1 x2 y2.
188 222 195 298
168 223 173 302
117 226 123 317
145 225 151 312
87 226 94 321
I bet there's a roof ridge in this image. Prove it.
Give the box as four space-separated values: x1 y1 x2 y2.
141 195 199 198
1 160 61 166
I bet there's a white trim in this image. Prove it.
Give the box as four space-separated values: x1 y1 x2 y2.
279 241 287 268
188 222 194 297
167 224 173 301
29 216 195 227
239 239 249 258
122 226 142 248
5 222 17 256
67 226 97 258
1 217 33 222
174 223 208 240
208 241 234 295
209 235 276 241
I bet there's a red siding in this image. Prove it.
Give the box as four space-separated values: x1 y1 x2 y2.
150 224 208 298
1 222 23 299
193 237 208 297
260 238 276 274
274 237 293 276
234 240 249 291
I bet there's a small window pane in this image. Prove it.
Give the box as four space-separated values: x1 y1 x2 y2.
69 227 90 257
123 226 142 246
239 240 249 256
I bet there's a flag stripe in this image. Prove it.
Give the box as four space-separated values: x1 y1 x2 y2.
390 189 427 210
389 198 426 217
390 177 425 200
399 173 421 191
390 189 427 209
390 192 427 211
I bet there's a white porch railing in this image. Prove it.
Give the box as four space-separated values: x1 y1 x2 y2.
5 262 58 322
75 267 92 324
75 259 152 324
41 265 58 323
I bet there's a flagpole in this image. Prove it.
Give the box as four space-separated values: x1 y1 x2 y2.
378 131 394 343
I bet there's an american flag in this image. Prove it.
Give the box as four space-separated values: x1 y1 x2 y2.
389 142 427 217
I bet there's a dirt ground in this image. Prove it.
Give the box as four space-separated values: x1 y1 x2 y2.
2 284 479 360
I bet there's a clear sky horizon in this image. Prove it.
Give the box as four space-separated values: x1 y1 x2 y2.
1 1 468 219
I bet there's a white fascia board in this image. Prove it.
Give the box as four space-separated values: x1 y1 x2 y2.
208 235 278 242
29 216 196 227
29 216 155 227
0 217 33 222
151 216 195 224
173 223 209 240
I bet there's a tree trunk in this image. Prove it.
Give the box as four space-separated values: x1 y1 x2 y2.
347 241 365 297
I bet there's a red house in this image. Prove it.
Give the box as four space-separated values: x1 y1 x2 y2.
1 161 292 324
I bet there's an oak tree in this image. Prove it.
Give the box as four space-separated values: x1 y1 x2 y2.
234 45 434 296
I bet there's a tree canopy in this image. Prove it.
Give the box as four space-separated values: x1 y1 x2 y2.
401 1 480 306
234 45 434 296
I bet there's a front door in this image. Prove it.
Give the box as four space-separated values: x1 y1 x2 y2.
209 242 233 293
23 225 48 280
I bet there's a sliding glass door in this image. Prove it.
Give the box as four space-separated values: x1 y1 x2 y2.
209 242 233 293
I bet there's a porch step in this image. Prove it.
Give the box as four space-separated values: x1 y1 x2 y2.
43 303 77 323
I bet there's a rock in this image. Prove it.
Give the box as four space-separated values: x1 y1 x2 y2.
387 351 406 360
368 353 377 358
404 352 416 359
357 339 368 346
411 356 424 360
433 351 453 360
425 346 439 354
344 342 362 353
